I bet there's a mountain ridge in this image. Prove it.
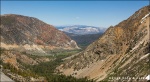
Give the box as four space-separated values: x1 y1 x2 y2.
57 25 106 35
0 14 79 53
57 5 150 81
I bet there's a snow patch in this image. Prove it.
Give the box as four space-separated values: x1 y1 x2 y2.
57 25 106 35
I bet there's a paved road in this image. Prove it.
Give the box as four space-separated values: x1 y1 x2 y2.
0 72 14 82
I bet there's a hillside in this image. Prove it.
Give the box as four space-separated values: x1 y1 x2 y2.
1 48 93 82
0 14 79 53
57 6 150 82
0 14 82 81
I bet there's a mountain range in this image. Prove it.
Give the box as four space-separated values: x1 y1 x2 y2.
57 25 106 35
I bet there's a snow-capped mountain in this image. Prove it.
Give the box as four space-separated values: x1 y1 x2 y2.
56 25 106 35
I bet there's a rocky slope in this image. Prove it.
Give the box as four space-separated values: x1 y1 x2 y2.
0 14 79 53
58 6 150 81
0 49 48 81
0 14 79 81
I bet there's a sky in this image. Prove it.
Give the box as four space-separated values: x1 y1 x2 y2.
1 1 149 28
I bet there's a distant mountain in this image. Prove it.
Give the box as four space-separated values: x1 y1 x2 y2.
0 14 79 53
58 6 150 82
56 25 106 35
57 25 105 48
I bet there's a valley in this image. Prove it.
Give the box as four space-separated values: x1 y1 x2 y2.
0 14 94 82
0 2 149 82
1 48 95 82
57 25 106 48
65 32 103 49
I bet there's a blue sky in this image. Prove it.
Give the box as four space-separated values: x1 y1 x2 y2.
1 1 149 28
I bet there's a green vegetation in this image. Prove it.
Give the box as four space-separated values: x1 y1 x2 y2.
2 63 38 78
24 50 95 82
66 33 102 49
0 48 5 54
78 44 89 50
21 51 50 59
1 49 94 82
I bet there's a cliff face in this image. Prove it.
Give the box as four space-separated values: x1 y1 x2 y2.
0 14 79 52
58 6 150 81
